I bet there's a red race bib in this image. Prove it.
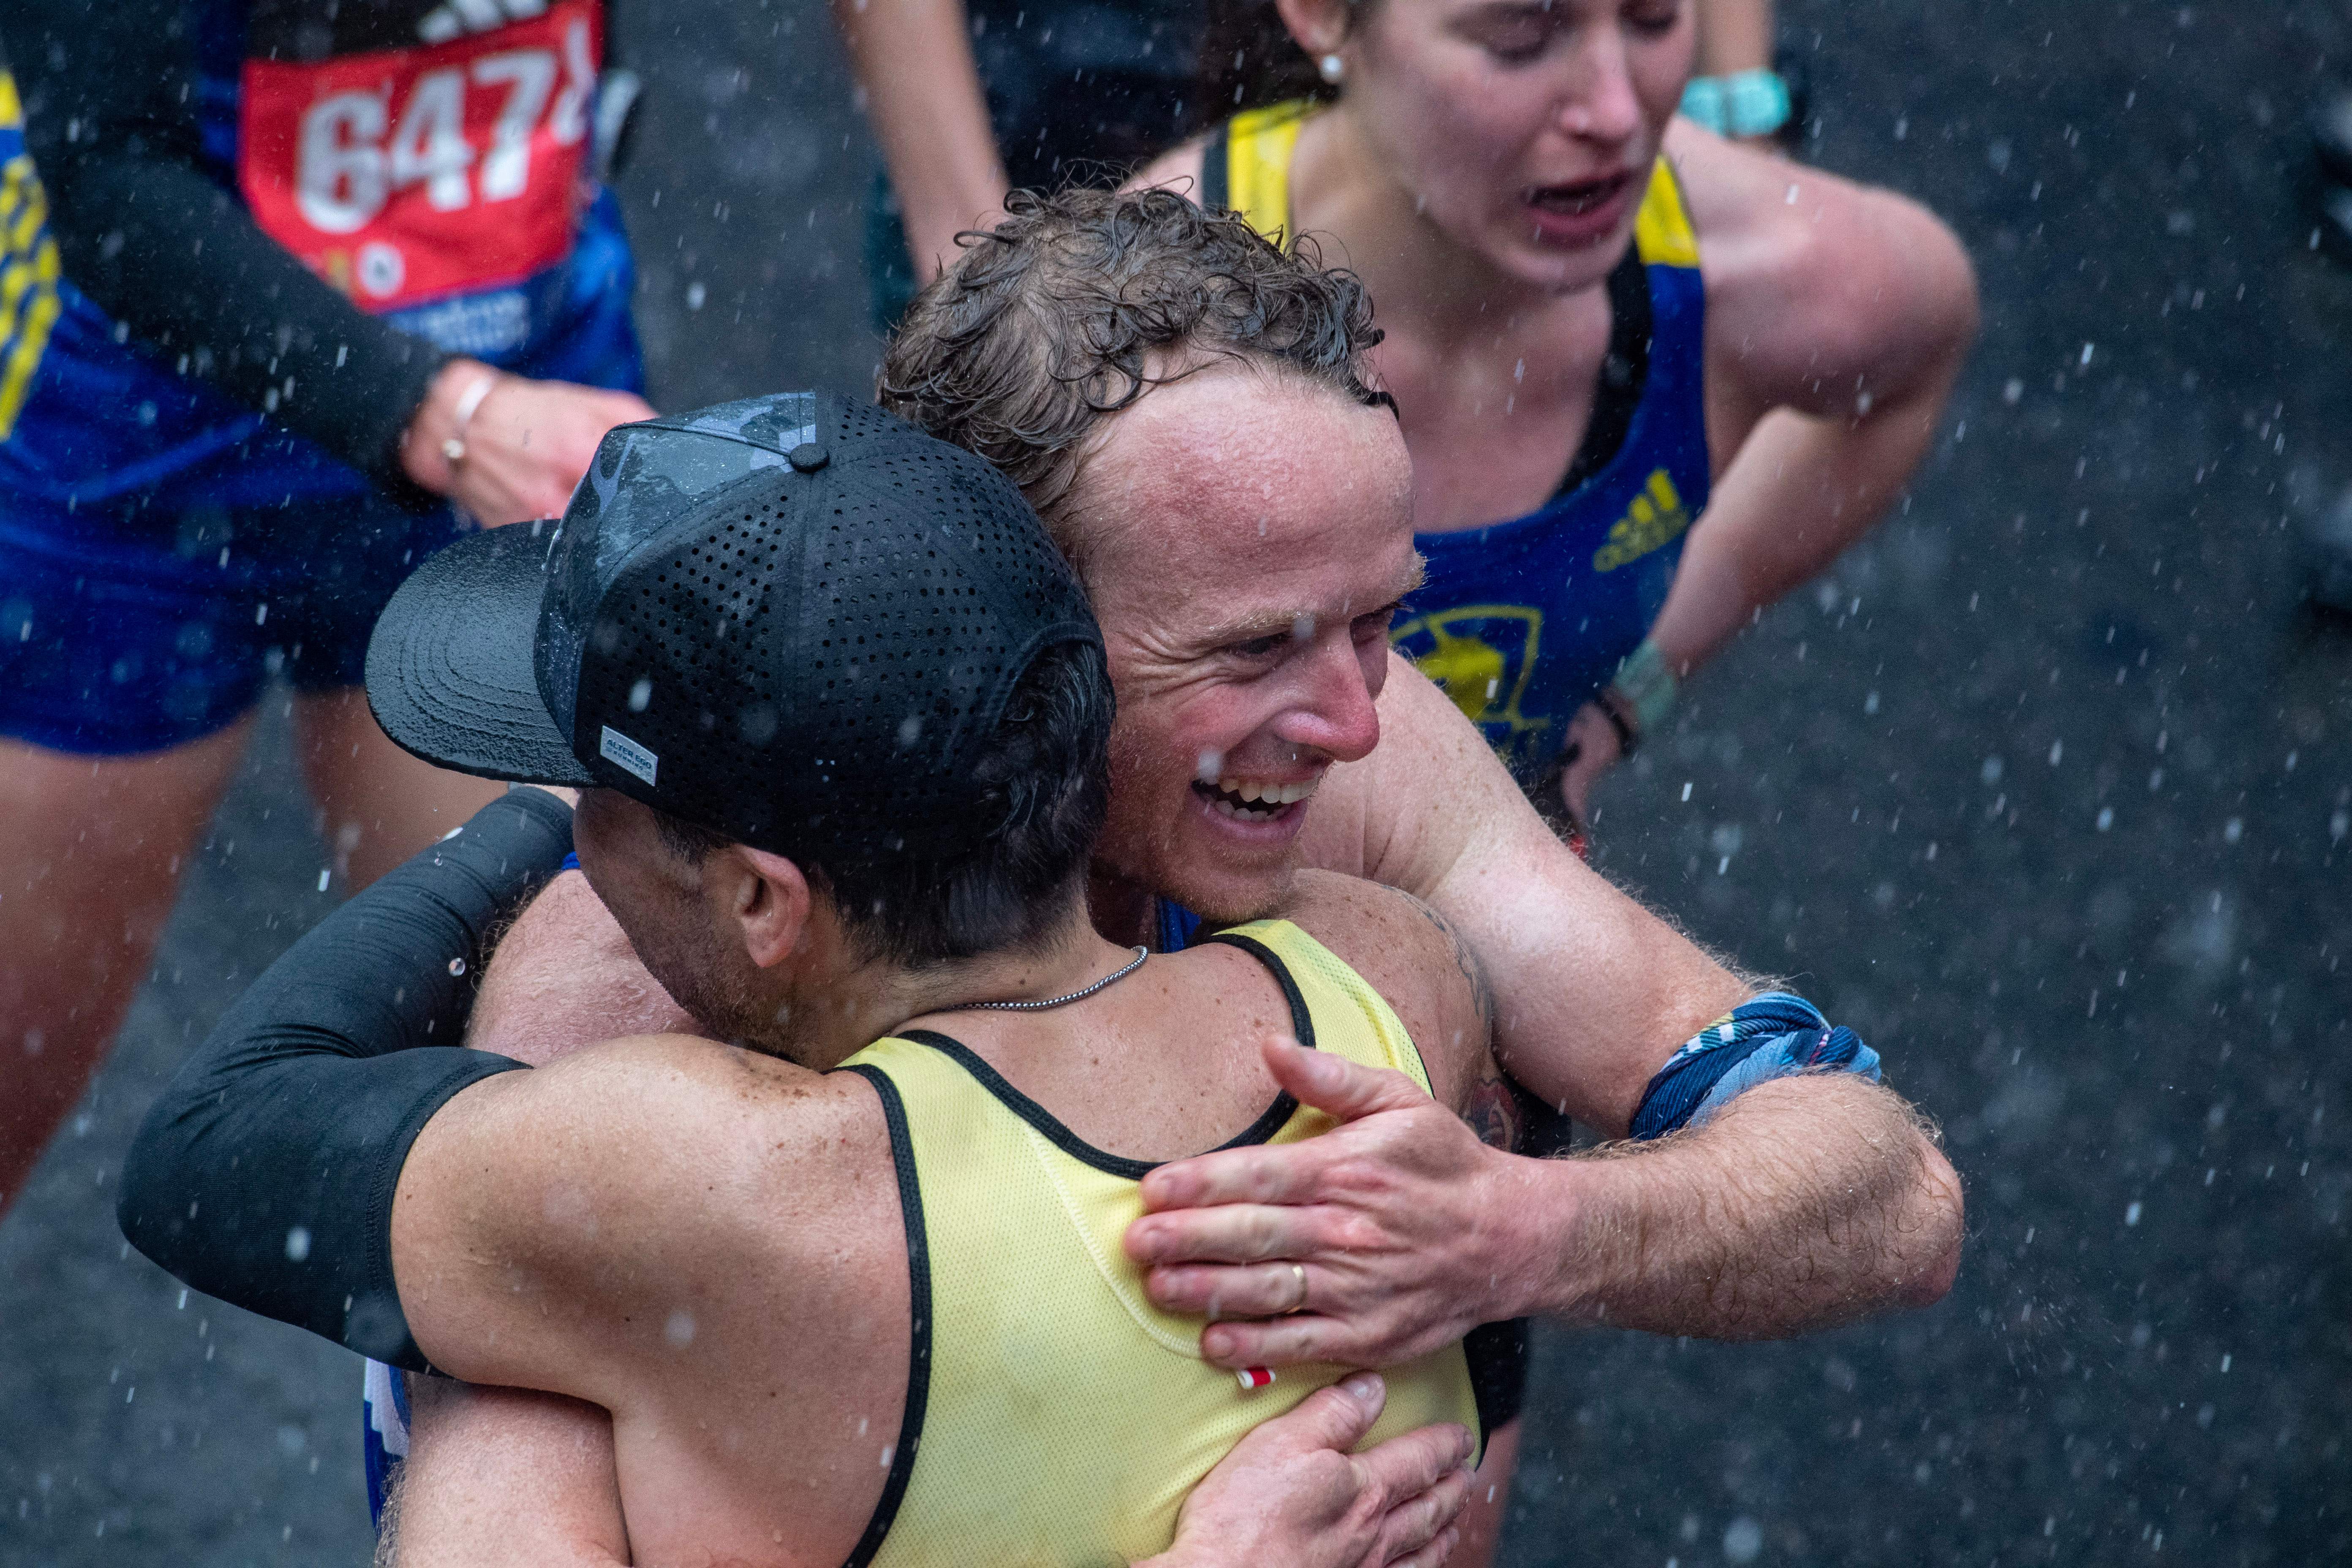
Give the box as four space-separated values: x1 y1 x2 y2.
238 0 602 312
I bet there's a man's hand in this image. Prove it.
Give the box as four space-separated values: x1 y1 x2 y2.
1143 1374 1472 1568
1127 1038 1530 1371
401 358 656 525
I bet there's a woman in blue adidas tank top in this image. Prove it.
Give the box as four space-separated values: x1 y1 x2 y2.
0 0 654 1215
1137 0 1977 833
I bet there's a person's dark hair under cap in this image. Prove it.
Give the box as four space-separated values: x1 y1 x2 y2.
364 389 1113 969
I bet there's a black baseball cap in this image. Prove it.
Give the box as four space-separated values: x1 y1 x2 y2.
366 391 1102 860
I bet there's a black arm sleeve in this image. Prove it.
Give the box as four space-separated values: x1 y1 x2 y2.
0 3 449 497
118 789 575 1372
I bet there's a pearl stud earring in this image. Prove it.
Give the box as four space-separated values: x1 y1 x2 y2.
1317 52 1345 85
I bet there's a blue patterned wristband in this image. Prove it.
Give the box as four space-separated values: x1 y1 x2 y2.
1631 992 1881 1140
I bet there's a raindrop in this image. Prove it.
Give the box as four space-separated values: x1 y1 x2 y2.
629 678 653 712
1724 1516 1764 1563
2096 808 2114 831
2124 1201 2142 1226
1981 756 2004 784
285 1227 311 1261
2049 739 2064 766
1863 691 1879 715
686 281 707 310
448 957 468 977
665 1310 696 1348
316 868 331 893
1195 749 1225 783
2223 818 2243 845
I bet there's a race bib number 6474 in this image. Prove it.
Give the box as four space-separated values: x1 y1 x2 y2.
238 0 601 312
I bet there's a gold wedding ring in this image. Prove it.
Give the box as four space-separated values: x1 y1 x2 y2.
1283 1262 1309 1315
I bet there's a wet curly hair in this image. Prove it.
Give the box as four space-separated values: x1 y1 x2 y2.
878 186 1390 563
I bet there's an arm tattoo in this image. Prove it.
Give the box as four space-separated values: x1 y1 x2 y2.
1405 895 1496 1035
1396 893 1521 1148
1461 1069 1527 1152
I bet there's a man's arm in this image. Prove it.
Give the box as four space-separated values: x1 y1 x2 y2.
1138 663 1962 1365
382 1381 632 1568
1304 660 1747 1135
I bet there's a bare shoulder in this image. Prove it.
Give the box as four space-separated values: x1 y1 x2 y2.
1124 136 1210 198
421 1034 885 1272
1668 122 1978 407
470 871 702 1064
1308 651 1554 898
1277 869 1494 1108
398 1033 893 1391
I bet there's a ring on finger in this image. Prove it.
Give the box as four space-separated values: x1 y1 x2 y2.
1282 1261 1309 1315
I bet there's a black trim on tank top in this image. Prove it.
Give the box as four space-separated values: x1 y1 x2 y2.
1196 931 1315 1047
891 932 1320 1181
837 1065 932 1568
1462 1318 1528 1456
1199 122 1230 210
1554 246 1655 498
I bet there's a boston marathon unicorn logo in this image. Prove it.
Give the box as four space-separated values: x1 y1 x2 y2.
1390 605 1551 775
1393 468 1695 779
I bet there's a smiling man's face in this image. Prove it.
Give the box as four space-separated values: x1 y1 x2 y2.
1068 364 1421 922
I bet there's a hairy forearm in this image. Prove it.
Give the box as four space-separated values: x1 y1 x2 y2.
1525 1073 1963 1337
1648 393 1941 678
829 0 1006 275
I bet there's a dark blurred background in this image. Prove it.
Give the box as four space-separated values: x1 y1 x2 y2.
4 1 2348 1563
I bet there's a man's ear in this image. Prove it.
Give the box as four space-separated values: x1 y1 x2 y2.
710 846 814 970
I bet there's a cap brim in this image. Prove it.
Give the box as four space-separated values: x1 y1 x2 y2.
364 525 596 787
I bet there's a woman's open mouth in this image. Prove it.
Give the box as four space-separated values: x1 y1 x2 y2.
1523 170 1639 244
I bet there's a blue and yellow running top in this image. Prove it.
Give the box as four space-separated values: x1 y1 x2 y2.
0 65 63 447
1200 103 1713 787
0 2 644 757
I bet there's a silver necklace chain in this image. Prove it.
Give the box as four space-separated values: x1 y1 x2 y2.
951 946 1150 1012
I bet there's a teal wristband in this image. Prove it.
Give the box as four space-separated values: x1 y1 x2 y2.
1678 71 1791 139
1678 76 1727 136
1720 69 1793 138
1606 639 1677 739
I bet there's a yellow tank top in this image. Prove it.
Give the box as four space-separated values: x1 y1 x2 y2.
834 920 1481 1568
1200 99 1700 270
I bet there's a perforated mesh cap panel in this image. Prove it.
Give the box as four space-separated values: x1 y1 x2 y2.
537 391 1099 860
